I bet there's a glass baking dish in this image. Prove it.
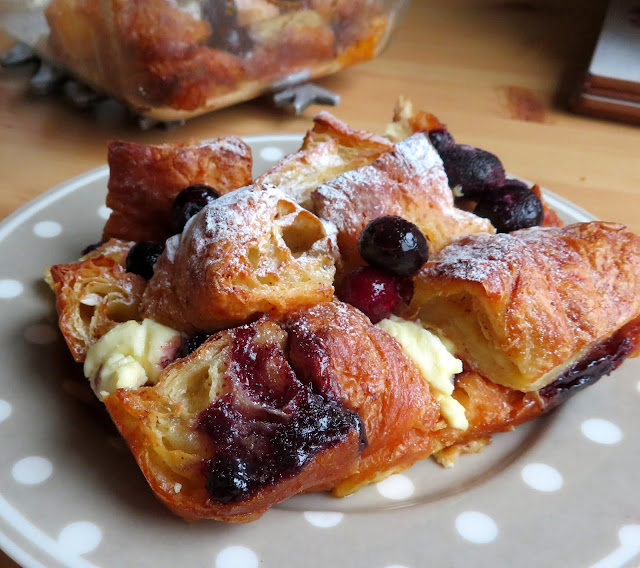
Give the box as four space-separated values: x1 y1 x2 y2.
0 0 408 120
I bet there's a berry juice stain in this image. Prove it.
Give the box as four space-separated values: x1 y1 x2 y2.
196 322 365 503
540 329 638 408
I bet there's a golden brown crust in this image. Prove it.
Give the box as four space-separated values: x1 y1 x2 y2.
257 111 393 209
140 186 338 333
78 238 134 265
312 132 495 273
102 302 444 520
285 301 441 495
436 372 544 448
412 222 640 391
47 239 146 362
302 111 394 153
102 137 252 243
104 316 365 522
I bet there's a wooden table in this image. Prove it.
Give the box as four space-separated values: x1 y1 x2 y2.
0 1 637 566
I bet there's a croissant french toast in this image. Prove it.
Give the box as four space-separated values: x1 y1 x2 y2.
102 301 441 521
140 185 338 333
312 131 495 272
410 222 640 392
46 100 640 523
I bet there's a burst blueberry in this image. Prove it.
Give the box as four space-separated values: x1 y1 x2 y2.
206 454 253 504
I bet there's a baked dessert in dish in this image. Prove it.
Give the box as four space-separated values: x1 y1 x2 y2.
46 99 640 522
41 0 402 119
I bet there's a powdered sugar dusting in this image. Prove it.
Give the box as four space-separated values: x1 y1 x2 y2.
200 136 249 156
426 231 528 283
315 132 445 209
141 183 338 332
312 132 493 264
188 185 285 266
417 222 640 378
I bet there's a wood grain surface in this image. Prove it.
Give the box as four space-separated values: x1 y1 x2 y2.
0 0 637 566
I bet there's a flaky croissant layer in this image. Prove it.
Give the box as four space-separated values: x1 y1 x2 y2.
46 103 640 522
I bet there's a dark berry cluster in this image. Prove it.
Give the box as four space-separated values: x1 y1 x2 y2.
125 241 165 280
428 127 543 233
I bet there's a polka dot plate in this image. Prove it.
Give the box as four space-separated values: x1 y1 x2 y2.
0 135 639 568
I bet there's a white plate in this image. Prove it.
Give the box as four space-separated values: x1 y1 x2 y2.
0 135 638 568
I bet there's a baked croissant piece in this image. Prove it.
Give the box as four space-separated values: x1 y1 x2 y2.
103 302 440 522
140 185 338 333
46 101 640 524
46 239 145 362
103 137 253 243
257 111 394 210
411 222 640 392
312 131 495 272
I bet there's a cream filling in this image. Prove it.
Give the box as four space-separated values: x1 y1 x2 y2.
377 316 468 430
84 319 182 401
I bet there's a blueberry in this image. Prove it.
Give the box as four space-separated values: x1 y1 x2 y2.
503 178 530 190
337 266 408 324
438 144 506 198
125 241 165 280
358 215 429 277
428 128 455 151
474 184 544 233
171 184 221 233
206 454 252 503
